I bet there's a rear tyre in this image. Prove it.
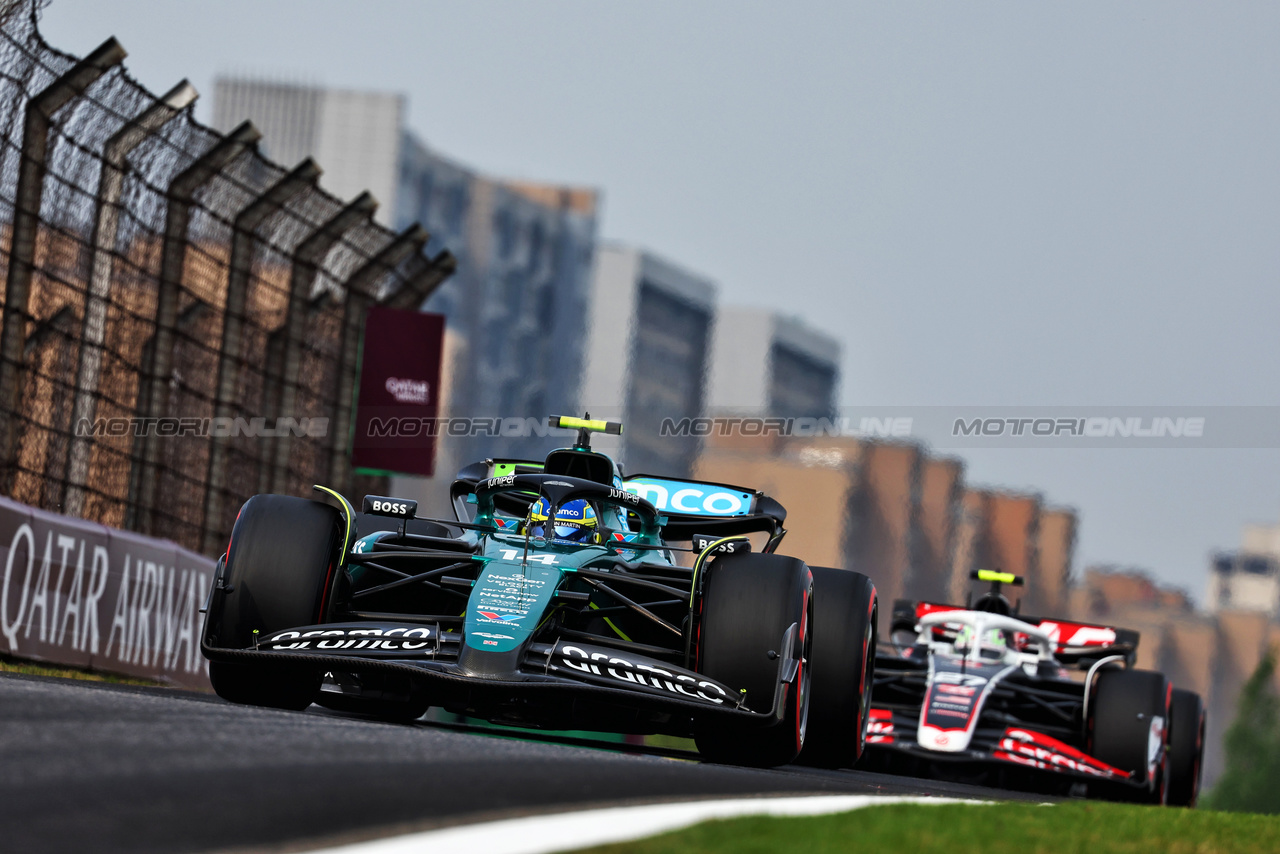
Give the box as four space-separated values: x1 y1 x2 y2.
1090 669 1172 804
694 553 813 768
795 566 878 770
205 494 342 710
1167 688 1206 807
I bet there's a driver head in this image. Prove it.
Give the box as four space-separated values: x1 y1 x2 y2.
525 498 598 543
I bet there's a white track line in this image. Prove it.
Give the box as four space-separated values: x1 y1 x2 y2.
308 794 982 854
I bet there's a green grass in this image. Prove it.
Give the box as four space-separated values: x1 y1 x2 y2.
571 801 1280 854
0 653 164 687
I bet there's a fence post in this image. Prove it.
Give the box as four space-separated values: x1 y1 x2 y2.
200 158 322 553
266 191 377 496
63 79 197 518
328 224 429 497
0 37 126 494
128 119 261 534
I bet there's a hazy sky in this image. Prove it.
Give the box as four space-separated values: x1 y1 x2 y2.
38 1 1280 597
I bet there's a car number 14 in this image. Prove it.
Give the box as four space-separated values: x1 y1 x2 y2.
497 549 559 565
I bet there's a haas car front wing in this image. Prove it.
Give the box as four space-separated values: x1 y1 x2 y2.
865 709 1131 782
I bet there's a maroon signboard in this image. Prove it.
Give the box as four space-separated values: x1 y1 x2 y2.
350 306 446 477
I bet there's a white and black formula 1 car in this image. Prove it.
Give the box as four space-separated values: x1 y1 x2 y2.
864 570 1205 805
201 416 879 769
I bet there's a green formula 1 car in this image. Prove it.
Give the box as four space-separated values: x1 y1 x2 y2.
202 416 878 768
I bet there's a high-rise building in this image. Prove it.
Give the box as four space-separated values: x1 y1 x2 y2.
1036 508 1078 615
693 432 927 608
582 244 717 477
1207 554 1280 616
706 307 840 417
915 456 964 603
212 79 404 224
212 77 599 470
946 487 1081 616
1204 519 1280 616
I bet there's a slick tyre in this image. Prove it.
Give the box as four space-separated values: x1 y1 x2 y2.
795 566 878 770
313 693 429 723
1089 668 1172 804
205 494 342 710
313 674 431 723
1167 688 1206 807
694 553 813 768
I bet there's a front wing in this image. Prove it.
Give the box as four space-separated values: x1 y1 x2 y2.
201 621 797 733
865 707 1142 791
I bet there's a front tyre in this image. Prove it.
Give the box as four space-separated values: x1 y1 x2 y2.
694 553 813 768
204 494 342 710
1090 669 1172 804
314 672 431 723
1167 688 1206 807
795 566 878 770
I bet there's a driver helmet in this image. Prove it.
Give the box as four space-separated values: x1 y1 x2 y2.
954 625 1009 656
972 592 1013 616
526 498 597 543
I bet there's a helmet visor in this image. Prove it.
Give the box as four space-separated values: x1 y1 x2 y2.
526 522 590 541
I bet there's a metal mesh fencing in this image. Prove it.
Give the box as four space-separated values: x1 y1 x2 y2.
0 0 456 553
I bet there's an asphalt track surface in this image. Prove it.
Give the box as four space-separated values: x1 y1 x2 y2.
0 672 1035 854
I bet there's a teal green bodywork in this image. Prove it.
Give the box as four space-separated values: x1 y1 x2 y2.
464 535 652 654
350 528 665 656
349 446 676 662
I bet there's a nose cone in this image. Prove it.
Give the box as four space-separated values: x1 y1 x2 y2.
918 724 972 752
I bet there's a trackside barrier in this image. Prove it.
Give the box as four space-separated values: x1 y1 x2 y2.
0 494 214 689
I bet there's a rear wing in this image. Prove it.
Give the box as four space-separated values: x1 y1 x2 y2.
890 599 1140 666
622 474 787 540
450 460 787 541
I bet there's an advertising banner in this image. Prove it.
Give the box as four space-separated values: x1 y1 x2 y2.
351 306 446 477
0 496 215 689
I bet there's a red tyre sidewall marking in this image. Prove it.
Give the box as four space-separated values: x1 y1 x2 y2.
857 595 875 758
794 577 812 753
315 517 346 620
316 558 337 621
223 505 245 572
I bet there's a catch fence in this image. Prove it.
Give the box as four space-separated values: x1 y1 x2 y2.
0 0 454 554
